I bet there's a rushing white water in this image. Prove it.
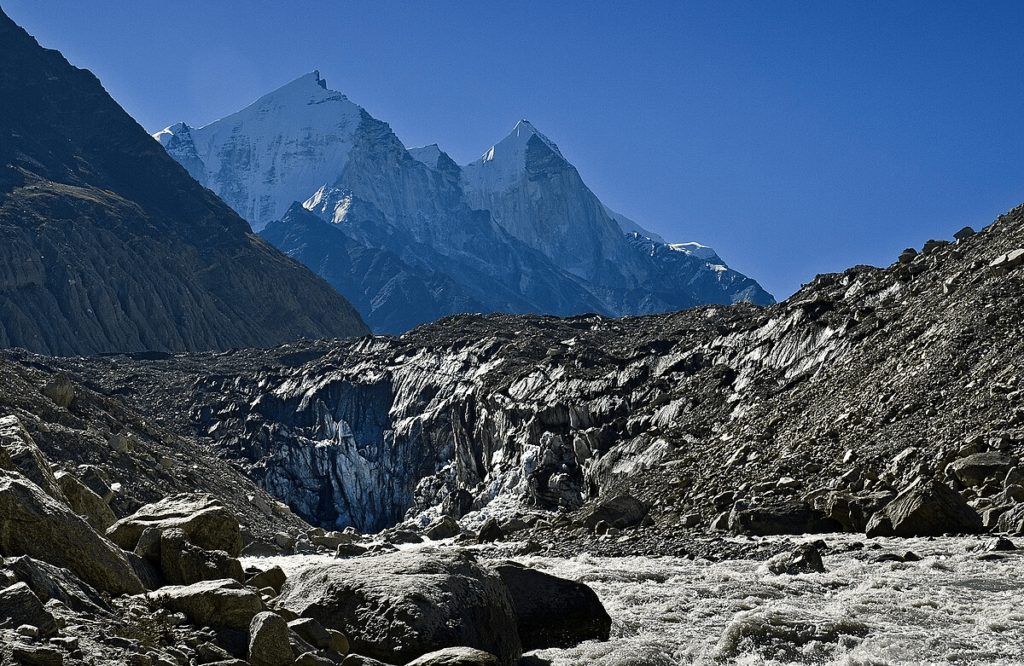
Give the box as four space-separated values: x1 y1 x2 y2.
518 534 1024 665
246 533 1024 665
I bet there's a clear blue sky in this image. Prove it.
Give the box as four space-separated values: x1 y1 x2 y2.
5 1 1024 300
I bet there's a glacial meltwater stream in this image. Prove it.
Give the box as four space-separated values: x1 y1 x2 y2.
246 533 1024 665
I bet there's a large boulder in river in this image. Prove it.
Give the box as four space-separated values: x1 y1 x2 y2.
273 548 521 666
107 493 243 556
0 470 144 595
865 478 982 537
491 561 611 650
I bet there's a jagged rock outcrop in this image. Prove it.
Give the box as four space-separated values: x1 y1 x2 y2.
0 10 368 356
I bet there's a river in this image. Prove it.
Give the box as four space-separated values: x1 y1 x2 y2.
246 533 1024 665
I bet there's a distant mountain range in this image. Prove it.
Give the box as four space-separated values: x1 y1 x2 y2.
0 13 369 356
156 72 774 334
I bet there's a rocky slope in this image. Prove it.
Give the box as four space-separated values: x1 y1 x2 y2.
0 11 369 356
30 203 1024 549
157 74 772 334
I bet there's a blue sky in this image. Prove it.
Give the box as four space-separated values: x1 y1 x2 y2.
5 1 1024 300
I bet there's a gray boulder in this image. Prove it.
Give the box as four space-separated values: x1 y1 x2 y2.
247 565 287 595
273 548 521 666
248 611 293 666
41 373 76 408
0 470 144 595
729 500 841 536
946 452 1017 488
998 504 1024 535
0 415 68 504
425 515 460 540
581 493 648 530
765 542 827 575
54 470 118 532
822 491 896 532
147 579 264 631
107 493 243 557
0 582 58 637
491 561 610 650
866 478 982 537
6 555 111 615
405 647 500 666
160 527 244 586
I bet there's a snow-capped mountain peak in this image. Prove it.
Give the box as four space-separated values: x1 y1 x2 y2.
151 71 365 231
480 119 565 163
461 119 570 198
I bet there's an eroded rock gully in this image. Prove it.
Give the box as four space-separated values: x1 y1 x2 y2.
20 204 1024 547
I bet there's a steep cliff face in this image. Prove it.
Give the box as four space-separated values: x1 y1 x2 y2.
53 204 1024 535
0 13 369 356
157 75 773 334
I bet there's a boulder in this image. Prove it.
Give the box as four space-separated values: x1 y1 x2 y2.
6 555 111 615
11 643 64 666
159 528 244 586
273 549 521 666
248 611 293 666
106 493 243 557
425 515 460 540
765 542 827 575
822 491 896 532
147 579 264 631
54 470 118 532
0 416 68 504
491 561 611 650
0 470 144 595
865 478 982 537
946 452 1017 488
247 565 287 594
477 518 504 543
728 500 842 536
41 373 76 408
581 494 648 530
0 582 58 637
998 504 1024 535
405 647 500 666
288 617 332 650
78 466 115 504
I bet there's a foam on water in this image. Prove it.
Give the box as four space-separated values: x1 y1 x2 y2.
515 534 1024 665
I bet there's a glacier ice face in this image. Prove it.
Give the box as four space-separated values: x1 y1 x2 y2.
155 73 774 333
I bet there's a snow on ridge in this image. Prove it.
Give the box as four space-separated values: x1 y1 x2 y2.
669 242 723 263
